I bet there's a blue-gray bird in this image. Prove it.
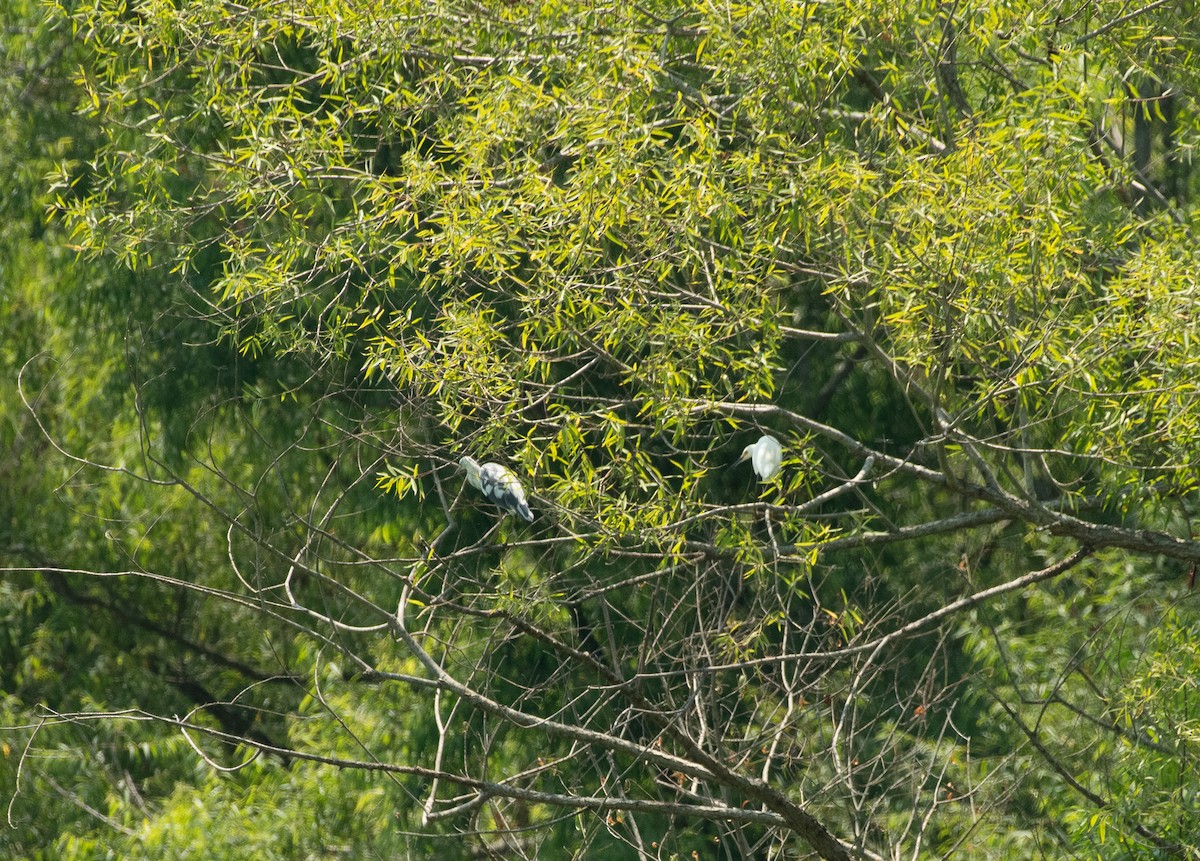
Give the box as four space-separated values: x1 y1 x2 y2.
737 434 783 482
458 456 534 522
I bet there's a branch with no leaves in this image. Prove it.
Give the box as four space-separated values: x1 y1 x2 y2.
393 585 873 861
10 707 785 830
623 547 1093 681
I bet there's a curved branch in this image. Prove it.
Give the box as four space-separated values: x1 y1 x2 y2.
393 586 864 861
700 399 1200 564
16 708 789 829
630 547 1093 677
992 696 1186 856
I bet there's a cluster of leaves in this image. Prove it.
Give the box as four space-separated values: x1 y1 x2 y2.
0 0 1198 859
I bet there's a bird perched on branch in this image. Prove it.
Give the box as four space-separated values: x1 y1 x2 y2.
737 434 783 482
458 456 534 522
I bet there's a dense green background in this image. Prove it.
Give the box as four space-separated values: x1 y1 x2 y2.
3 1 1200 858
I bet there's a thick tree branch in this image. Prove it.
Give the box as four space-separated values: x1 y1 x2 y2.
393 586 865 861
20 708 788 829
701 399 1200 565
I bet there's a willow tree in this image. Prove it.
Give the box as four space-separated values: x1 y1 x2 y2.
24 0 1200 857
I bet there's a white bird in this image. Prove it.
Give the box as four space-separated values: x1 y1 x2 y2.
738 434 783 482
458 456 534 522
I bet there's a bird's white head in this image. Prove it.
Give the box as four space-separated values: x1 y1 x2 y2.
458 456 482 489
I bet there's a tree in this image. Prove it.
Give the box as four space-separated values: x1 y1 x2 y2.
4 0 1200 857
